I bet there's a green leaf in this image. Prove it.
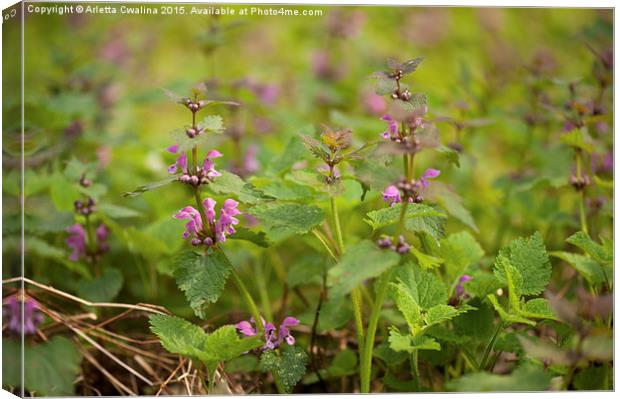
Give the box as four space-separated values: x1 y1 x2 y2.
494 232 551 296
566 231 613 265
464 273 502 299
173 250 233 318
50 172 80 212
149 314 209 359
439 231 484 287
486 294 534 326
550 251 607 285
260 345 308 393
435 145 461 168
122 176 178 198
197 115 224 133
260 180 318 201
98 203 142 218
388 328 441 353
328 240 400 298
446 363 550 391
2 336 83 396
409 245 443 269
302 348 357 384
393 263 448 309
250 203 325 236
300 134 330 161
365 203 445 231
560 128 594 153
431 182 478 232
423 304 472 330
229 226 271 248
77 268 124 302
268 135 309 175
521 298 558 321
389 282 422 334
149 315 262 366
208 170 272 204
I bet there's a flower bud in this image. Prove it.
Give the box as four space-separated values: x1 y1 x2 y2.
190 175 199 186
180 174 191 183
191 238 202 246
204 237 214 246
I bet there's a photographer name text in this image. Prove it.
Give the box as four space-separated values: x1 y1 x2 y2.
26 4 323 17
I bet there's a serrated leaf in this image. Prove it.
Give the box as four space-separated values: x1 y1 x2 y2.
261 180 318 201
439 231 484 289
464 273 502 299
550 251 607 285
149 315 262 366
409 245 443 269
328 240 400 298
446 363 550 391
149 314 209 359
486 294 534 326
122 176 177 198
250 203 324 236
521 298 558 321
372 73 399 95
389 282 422 334
566 231 612 265
423 304 472 330
300 134 330 160
388 328 441 353
260 345 308 393
396 93 427 112
77 268 123 302
50 172 80 211
494 232 551 296
229 226 271 247
394 262 447 309
208 170 271 204
365 203 446 230
173 250 232 318
197 115 224 133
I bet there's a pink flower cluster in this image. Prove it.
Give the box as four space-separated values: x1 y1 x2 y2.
3 294 44 335
66 223 109 261
383 168 440 206
236 316 300 351
174 197 240 247
167 145 222 183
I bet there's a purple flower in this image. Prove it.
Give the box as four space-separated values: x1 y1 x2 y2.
455 275 473 299
418 168 441 188
96 224 110 253
66 224 87 261
236 316 300 351
383 185 402 206
202 150 223 179
381 114 399 141
3 294 44 335
167 144 188 174
174 197 240 247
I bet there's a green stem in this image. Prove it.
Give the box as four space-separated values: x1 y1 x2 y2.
312 229 338 262
351 287 365 353
229 266 264 336
575 149 589 234
193 188 208 233
410 349 420 391
330 197 345 255
479 321 504 371
360 268 393 393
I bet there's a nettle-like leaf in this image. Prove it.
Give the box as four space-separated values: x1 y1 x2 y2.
229 226 271 248
259 345 308 393
388 328 441 353
446 363 550 392
77 268 123 303
300 134 331 161
439 231 484 292
560 128 594 153
435 145 461 168
328 240 400 298
493 232 551 296
365 203 445 230
173 250 232 319
488 256 558 326
566 231 613 266
394 263 448 309
149 314 261 368
409 245 443 269
122 176 178 198
208 170 273 204
550 251 607 285
249 203 325 236
2 336 83 396
396 92 428 113
197 115 224 133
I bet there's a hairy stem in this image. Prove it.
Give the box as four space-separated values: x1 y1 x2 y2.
330 197 345 255
360 268 393 393
410 349 420 391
